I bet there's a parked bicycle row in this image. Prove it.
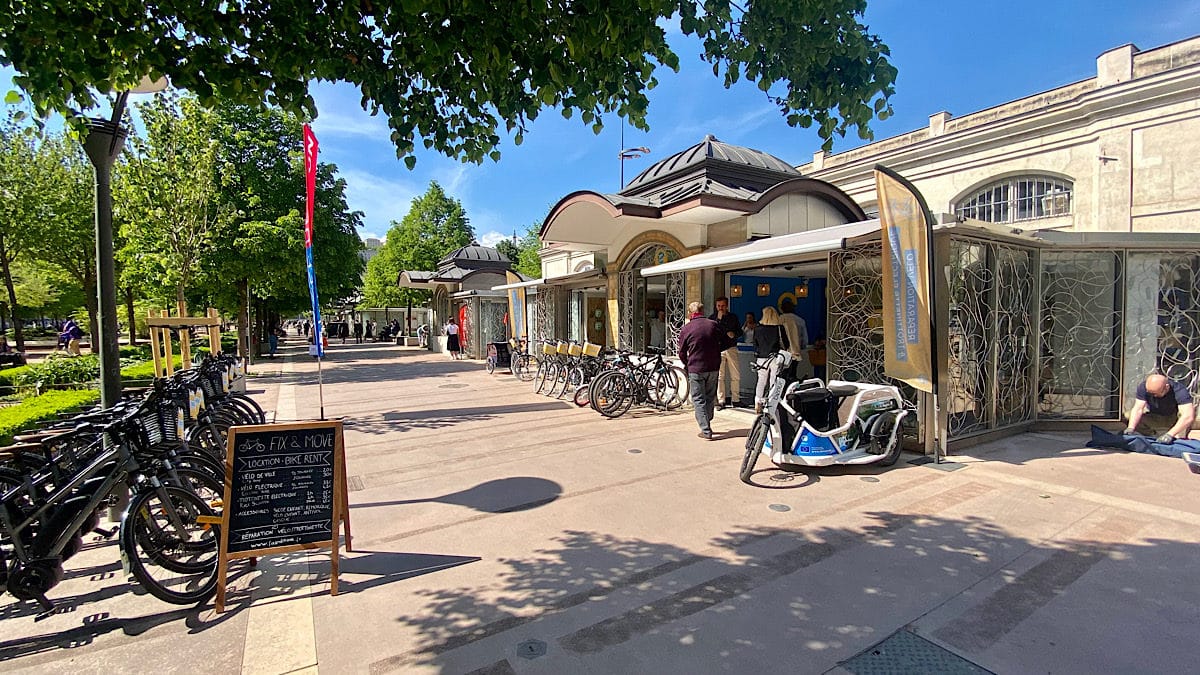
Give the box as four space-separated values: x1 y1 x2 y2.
491 338 689 420
0 352 263 619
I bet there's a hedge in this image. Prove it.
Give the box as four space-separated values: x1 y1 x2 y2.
0 389 100 445
121 354 185 381
0 365 30 388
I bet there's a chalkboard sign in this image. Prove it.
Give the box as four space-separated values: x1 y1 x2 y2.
214 420 351 612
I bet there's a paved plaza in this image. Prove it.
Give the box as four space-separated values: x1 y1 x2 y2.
2 341 1199 674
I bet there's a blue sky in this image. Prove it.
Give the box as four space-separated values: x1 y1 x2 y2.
5 1 1197 245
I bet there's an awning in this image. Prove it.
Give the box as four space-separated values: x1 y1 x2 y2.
490 268 605 292
640 219 881 276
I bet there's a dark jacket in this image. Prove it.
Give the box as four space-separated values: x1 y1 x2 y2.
678 317 735 374
709 310 742 346
752 324 788 358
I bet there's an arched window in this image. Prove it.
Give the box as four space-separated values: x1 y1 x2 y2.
955 176 1072 224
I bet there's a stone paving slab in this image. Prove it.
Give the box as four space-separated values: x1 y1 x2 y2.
2 341 1199 675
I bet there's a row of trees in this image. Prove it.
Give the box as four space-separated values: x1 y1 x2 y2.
0 94 365 354
359 182 542 311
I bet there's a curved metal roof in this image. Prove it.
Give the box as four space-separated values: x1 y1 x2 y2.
441 243 509 264
622 134 800 193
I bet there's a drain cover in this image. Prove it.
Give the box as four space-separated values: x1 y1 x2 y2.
860 476 880 483
517 639 547 660
627 448 643 454
438 383 469 389
768 503 791 512
768 473 795 482
842 630 992 674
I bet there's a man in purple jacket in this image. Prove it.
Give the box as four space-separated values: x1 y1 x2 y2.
678 301 735 440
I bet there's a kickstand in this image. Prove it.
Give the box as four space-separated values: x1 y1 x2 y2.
92 526 117 539
32 595 58 622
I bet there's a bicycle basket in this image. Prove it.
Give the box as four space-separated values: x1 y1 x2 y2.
568 343 583 357
541 342 557 355
556 341 569 355
583 342 602 358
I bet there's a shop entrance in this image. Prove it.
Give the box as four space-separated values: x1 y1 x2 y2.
569 286 609 346
727 260 829 384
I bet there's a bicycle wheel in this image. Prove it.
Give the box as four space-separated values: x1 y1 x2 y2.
518 356 536 382
740 418 769 485
486 356 496 374
650 368 683 410
596 372 636 419
121 485 219 604
573 383 591 407
186 422 226 461
511 355 524 379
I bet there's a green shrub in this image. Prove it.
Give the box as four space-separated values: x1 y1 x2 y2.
0 389 100 445
120 354 184 381
119 344 153 360
0 365 31 387
14 354 101 386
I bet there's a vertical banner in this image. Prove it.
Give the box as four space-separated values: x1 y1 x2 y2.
304 124 324 357
505 271 527 340
876 165 936 393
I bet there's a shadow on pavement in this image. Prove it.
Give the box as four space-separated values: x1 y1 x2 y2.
343 402 572 435
370 512 1200 675
355 477 564 514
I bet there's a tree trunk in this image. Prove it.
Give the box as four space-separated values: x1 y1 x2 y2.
124 286 137 346
237 278 249 362
0 235 24 352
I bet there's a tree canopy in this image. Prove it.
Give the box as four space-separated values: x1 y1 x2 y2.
0 1 896 161
361 182 473 308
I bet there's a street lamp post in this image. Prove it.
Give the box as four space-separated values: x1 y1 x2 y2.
81 77 167 409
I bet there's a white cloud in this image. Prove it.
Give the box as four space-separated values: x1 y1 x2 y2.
339 168 422 234
478 230 509 247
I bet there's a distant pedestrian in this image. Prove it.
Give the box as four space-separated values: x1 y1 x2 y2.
267 324 279 357
444 317 462 359
779 297 810 378
678 301 735 440
354 320 363 344
338 321 349 344
62 319 84 356
365 320 374 341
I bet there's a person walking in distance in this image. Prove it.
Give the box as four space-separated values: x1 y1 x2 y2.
678 301 735 440
710 296 743 409
445 317 462 360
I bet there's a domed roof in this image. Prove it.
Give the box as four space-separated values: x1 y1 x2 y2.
622 134 800 194
441 242 509 264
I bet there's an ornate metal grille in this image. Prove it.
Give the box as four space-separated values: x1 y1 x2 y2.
1039 251 1123 418
1123 252 1200 412
666 272 686 353
946 240 992 436
618 270 635 351
535 286 557 343
946 238 1037 436
461 298 476 356
568 290 582 342
993 244 1035 427
482 300 507 345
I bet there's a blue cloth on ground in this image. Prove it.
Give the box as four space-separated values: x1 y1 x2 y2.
1086 424 1200 458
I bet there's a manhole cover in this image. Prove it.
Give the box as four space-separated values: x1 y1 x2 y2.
768 473 795 482
768 503 791 512
860 476 880 483
627 448 642 454
517 639 547 660
843 629 993 674
438 383 469 389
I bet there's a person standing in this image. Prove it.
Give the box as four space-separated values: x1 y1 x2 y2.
649 310 667 349
1125 373 1195 443
679 301 734 440
778 297 810 378
445 317 462 360
752 307 789 416
742 312 758 346
710 296 743 409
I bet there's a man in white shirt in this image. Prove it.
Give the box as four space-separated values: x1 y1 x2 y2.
649 310 666 349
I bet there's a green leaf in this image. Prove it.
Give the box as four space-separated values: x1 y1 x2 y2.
404 155 417 170
4 90 23 105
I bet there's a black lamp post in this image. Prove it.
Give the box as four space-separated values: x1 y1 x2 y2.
81 78 166 409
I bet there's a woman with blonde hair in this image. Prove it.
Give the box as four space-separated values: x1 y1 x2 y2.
751 306 789 415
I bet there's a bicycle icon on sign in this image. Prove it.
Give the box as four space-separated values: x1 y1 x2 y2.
241 437 266 454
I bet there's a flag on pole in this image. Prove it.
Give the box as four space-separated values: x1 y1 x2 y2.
304 123 324 358
876 165 936 393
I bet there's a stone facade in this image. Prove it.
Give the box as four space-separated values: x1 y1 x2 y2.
797 38 1200 235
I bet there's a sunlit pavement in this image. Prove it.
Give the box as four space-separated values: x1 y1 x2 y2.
4 340 1199 674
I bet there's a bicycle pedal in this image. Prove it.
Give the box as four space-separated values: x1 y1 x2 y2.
32 595 58 621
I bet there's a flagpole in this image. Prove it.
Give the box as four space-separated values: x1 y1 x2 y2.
317 354 326 421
